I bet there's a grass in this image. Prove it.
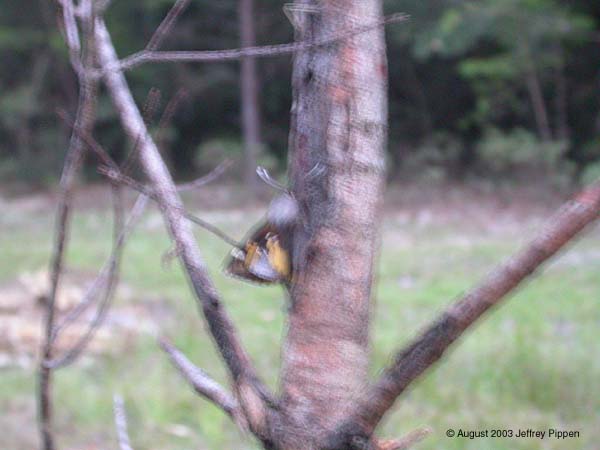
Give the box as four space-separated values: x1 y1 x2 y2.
1 187 599 449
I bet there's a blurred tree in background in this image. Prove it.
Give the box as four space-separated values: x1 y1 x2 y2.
1 0 598 186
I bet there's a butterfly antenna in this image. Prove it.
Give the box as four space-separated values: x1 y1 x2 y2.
98 165 244 249
256 166 288 193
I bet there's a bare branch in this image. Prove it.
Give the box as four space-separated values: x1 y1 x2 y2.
43 185 124 370
45 192 148 369
158 337 245 428
60 0 80 55
56 108 119 170
94 18 272 437
146 0 191 52
38 4 98 447
155 88 187 149
177 159 234 192
45 109 148 362
346 182 600 436
99 165 241 248
52 194 148 341
121 87 163 176
113 394 134 450
97 13 409 73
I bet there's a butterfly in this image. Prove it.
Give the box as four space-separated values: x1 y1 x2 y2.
225 223 292 284
224 190 299 285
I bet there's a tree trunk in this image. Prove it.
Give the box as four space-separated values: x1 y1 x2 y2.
274 1 388 448
16 52 50 176
240 0 262 189
554 58 569 141
525 64 552 142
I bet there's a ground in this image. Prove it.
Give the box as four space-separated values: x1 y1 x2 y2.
1 182 599 450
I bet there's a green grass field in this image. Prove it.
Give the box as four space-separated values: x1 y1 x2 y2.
1 186 599 450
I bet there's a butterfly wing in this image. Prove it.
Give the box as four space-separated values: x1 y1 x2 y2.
223 221 292 284
224 244 272 284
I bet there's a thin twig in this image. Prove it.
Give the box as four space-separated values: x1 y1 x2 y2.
59 0 80 53
177 159 234 192
58 0 84 76
56 108 119 170
61 109 239 247
345 182 600 437
146 0 191 51
49 194 149 347
113 394 134 450
155 88 187 150
96 13 409 74
43 184 126 370
99 165 242 248
158 337 245 427
39 2 98 447
121 87 162 176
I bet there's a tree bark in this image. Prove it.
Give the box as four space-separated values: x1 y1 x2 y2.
275 1 388 447
240 0 262 188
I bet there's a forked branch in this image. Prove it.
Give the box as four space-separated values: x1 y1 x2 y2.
95 12 408 74
98 165 241 248
44 190 148 369
94 17 272 439
39 1 99 448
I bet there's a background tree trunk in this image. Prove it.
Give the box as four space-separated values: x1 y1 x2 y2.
274 1 388 447
525 64 553 142
554 49 569 141
240 0 262 189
